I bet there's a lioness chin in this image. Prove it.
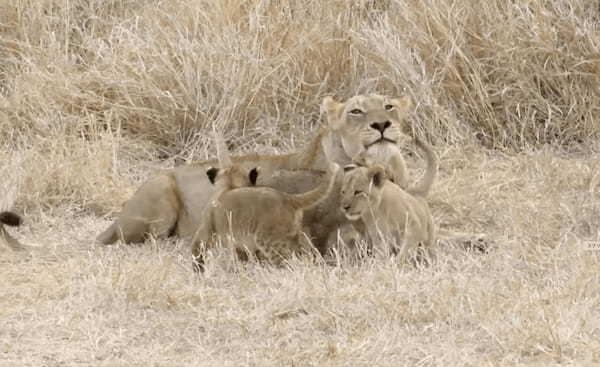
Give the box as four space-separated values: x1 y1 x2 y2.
322 93 413 189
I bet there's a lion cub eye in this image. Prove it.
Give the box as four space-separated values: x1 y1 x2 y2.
349 108 364 115
354 190 363 196
384 104 394 111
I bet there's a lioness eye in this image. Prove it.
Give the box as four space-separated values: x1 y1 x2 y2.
354 190 362 196
349 108 363 115
384 104 394 111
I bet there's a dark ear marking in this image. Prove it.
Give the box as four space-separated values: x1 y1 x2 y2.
343 164 358 172
0 211 22 226
206 167 219 184
368 166 386 188
248 167 259 186
372 171 383 187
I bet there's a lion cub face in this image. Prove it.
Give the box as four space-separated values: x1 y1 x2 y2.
340 164 386 221
322 94 411 159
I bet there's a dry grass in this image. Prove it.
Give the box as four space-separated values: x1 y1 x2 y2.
2 0 600 365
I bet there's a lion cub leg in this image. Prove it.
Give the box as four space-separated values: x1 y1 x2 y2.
391 221 436 266
191 207 216 273
261 234 316 267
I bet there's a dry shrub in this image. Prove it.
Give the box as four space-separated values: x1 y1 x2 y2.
18 132 137 214
2 0 599 158
2 1 600 365
0 148 24 210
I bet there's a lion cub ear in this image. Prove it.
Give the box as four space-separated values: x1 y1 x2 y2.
248 167 260 186
322 96 345 131
391 95 412 112
206 167 220 185
367 165 386 188
343 164 358 172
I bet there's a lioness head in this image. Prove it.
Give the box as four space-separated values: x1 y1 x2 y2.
340 164 386 221
322 94 412 159
206 165 259 190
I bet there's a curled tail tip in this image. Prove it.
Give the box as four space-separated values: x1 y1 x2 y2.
0 211 22 226
409 135 438 197
415 135 438 161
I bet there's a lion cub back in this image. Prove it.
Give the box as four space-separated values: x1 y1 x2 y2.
192 162 339 271
210 187 306 257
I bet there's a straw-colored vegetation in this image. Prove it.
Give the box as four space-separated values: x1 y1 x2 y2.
2 0 600 365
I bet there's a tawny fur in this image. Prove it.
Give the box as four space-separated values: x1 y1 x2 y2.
191 163 339 272
340 137 438 263
96 93 422 250
97 129 331 245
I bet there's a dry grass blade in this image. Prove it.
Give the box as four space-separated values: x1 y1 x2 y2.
1 0 600 365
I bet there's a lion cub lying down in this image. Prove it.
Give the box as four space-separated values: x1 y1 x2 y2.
340 138 437 262
191 162 339 272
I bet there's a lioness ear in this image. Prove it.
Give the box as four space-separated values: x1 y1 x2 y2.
368 166 386 188
206 167 219 184
392 95 412 112
248 167 259 186
322 96 345 131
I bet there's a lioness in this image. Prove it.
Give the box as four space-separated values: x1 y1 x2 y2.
96 94 419 250
0 211 25 251
191 162 339 272
340 137 438 262
96 130 329 245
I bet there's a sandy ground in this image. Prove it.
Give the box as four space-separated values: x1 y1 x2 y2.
2 147 600 366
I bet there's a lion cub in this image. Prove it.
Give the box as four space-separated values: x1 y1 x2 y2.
192 162 339 272
340 137 437 262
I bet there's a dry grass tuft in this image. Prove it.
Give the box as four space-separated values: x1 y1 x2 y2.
2 0 600 365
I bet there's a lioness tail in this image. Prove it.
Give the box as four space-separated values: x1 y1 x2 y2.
408 137 438 197
286 163 339 211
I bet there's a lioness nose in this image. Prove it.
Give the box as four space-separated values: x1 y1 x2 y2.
370 121 391 133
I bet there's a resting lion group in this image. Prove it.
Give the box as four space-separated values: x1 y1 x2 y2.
94 92 453 270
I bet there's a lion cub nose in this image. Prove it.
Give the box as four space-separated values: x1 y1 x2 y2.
370 121 391 133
